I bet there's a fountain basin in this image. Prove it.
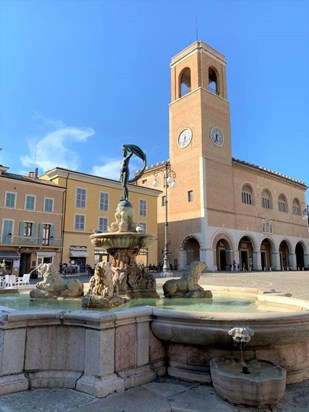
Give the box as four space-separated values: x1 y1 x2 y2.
90 232 156 249
150 287 309 384
210 358 286 407
0 286 308 399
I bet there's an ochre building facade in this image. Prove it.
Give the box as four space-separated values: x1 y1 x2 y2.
139 41 308 271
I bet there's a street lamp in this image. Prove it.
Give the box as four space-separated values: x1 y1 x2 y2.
153 162 176 272
303 205 309 225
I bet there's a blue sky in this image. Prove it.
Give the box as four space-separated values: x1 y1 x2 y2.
1 0 308 201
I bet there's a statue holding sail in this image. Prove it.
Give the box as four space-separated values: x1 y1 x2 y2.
120 144 147 201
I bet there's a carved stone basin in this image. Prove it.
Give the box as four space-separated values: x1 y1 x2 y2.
90 232 156 250
150 289 309 384
210 358 286 407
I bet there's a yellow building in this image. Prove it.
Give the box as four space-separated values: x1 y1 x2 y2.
139 41 309 271
41 168 159 270
0 165 65 276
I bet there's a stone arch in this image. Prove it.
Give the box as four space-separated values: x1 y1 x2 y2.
181 236 200 267
179 67 191 97
260 237 275 271
295 241 306 270
278 193 288 213
261 188 273 210
237 235 256 271
241 183 254 205
212 232 234 271
208 66 220 95
279 239 291 270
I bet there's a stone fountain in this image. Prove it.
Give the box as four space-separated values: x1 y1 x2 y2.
210 327 287 408
87 144 158 307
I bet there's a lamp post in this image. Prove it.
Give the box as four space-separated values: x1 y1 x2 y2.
153 162 176 272
303 205 309 225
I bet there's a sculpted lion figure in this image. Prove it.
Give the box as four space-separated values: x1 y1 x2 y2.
30 263 83 298
163 261 212 298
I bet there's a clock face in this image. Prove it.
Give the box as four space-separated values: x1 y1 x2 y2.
178 128 192 148
210 127 224 146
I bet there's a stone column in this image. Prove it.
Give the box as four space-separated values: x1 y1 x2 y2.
205 248 215 271
289 253 297 270
253 251 262 271
199 248 207 267
178 249 187 270
272 252 281 271
233 251 239 271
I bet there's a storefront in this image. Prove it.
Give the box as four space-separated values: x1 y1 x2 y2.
69 246 88 272
0 250 20 276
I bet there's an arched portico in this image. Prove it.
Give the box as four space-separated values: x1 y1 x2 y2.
178 236 201 269
295 242 306 270
260 238 276 270
211 232 234 271
279 240 291 270
238 236 255 271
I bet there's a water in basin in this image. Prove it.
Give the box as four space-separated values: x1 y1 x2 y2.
0 290 299 313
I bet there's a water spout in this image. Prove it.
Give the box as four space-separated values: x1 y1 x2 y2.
228 326 254 374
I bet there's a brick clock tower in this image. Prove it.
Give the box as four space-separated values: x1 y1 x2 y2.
168 41 235 269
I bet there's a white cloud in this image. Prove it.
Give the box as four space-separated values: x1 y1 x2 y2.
92 160 120 180
91 157 143 181
20 125 95 172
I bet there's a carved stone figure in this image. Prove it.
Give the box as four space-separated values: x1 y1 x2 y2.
82 262 128 309
163 261 212 298
30 263 83 299
228 326 254 345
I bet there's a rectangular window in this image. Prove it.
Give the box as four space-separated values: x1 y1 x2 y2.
76 188 86 208
139 199 147 216
5 192 16 208
242 192 252 205
188 190 193 202
293 204 300 215
42 224 51 245
278 200 286 212
161 196 166 207
99 192 109 211
262 197 270 209
98 217 108 232
44 198 54 213
74 214 85 231
24 222 33 237
262 219 273 234
25 195 35 211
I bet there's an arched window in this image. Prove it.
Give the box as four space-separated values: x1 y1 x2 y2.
261 189 272 209
208 67 218 94
278 194 287 213
292 198 301 215
241 184 253 205
179 68 191 97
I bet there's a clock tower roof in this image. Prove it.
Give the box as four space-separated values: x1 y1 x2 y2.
170 41 226 67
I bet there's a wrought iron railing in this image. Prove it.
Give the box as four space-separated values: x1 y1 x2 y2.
0 235 63 247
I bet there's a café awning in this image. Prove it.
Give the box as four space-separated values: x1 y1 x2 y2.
69 251 89 258
0 251 20 260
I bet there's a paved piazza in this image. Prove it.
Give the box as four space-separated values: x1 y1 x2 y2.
202 270 309 301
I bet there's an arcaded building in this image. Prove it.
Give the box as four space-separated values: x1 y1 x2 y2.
139 41 308 271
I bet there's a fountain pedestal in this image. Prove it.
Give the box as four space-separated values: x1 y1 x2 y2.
210 358 286 408
90 200 158 300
